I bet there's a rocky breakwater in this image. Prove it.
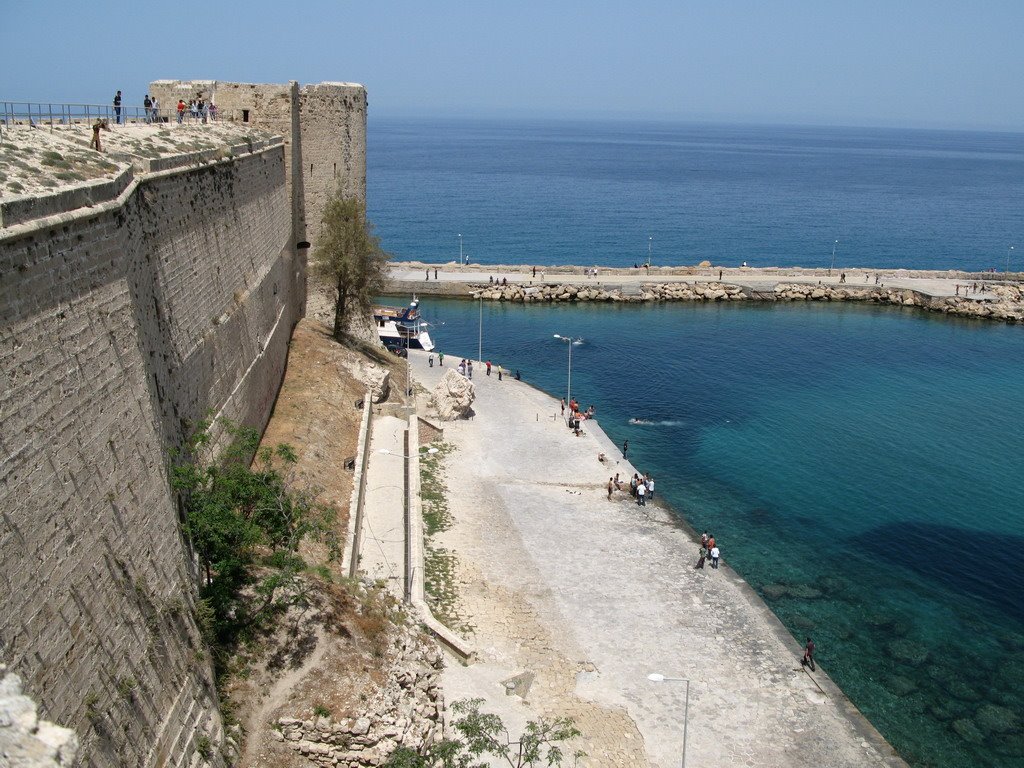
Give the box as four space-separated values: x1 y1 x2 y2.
471 281 746 303
471 281 1024 323
275 630 444 767
774 283 1024 323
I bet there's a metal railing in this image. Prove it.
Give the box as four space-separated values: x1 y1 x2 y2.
1 101 240 138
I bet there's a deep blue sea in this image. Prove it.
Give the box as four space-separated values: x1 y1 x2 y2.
369 118 1024 273
369 119 1024 768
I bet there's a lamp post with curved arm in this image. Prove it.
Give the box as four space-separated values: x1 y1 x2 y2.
648 673 690 768
553 334 581 409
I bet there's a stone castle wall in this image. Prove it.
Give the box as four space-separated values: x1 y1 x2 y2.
0 142 294 767
149 79 368 257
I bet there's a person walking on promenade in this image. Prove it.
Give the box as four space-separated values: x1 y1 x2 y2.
560 398 565 417
637 481 647 506
434 268 438 279
426 269 430 280
486 360 492 376
143 94 152 123
707 534 716 555
646 475 654 501
467 360 473 379
428 353 434 368
113 90 122 124
622 439 629 459
802 637 816 671
497 365 503 381
438 352 444 367
177 99 186 124
710 544 720 569
718 269 723 281
607 477 614 499
151 95 160 122
695 546 707 569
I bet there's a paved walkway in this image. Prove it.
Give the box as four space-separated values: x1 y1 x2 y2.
407 350 906 768
393 264 1012 299
358 414 408 594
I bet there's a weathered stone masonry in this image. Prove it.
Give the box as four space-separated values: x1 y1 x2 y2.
0 143 293 767
149 80 368 258
1 78 367 767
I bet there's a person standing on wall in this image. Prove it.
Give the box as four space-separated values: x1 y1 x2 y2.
113 90 122 124
150 95 159 123
143 94 152 123
90 119 109 152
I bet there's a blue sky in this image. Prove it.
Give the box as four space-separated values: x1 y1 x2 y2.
5 0 1023 130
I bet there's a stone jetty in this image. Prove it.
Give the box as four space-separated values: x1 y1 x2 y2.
467 279 1024 321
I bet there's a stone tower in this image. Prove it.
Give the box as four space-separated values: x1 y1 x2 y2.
149 79 368 256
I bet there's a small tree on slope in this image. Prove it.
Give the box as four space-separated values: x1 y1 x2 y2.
314 194 389 341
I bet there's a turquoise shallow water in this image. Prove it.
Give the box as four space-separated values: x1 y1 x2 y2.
368 116 1024 766
396 296 1024 768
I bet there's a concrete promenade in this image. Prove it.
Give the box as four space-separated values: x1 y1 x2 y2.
357 414 408 591
390 262 1016 299
405 350 907 768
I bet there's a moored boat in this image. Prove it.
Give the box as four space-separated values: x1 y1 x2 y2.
373 298 435 351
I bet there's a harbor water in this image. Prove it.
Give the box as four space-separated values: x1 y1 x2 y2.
369 117 1024 767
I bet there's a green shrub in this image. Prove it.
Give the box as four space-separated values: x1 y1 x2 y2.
171 420 337 677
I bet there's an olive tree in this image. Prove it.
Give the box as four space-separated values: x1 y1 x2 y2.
314 194 389 341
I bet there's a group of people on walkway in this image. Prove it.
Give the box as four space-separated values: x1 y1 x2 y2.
696 531 721 569
112 90 219 125
176 98 217 124
562 398 595 437
428 353 516 382
955 282 987 296
605 472 654 507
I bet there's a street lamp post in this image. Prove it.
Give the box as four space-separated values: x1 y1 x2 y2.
552 334 580 409
377 447 439 458
647 236 653 267
478 297 483 363
458 233 463 265
1007 245 1015 274
648 673 690 768
829 239 839 277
